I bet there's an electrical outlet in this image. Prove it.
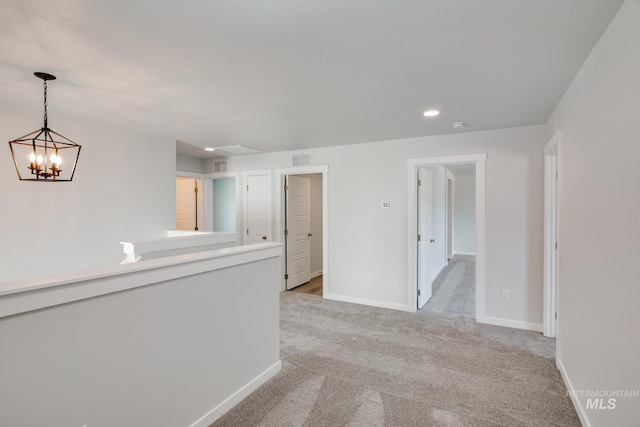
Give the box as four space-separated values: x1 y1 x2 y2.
501 290 510 301
369 275 375 285
350 224 359 232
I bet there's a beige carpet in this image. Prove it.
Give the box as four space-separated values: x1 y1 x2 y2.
212 292 579 426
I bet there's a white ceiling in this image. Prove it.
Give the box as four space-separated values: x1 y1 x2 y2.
0 1 624 158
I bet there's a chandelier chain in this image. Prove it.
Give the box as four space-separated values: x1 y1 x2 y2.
43 80 48 129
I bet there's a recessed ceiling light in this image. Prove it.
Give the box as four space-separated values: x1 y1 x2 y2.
204 147 215 152
423 110 440 117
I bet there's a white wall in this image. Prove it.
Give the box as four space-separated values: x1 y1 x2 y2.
213 177 237 232
452 171 476 255
0 101 175 282
221 125 546 326
177 154 206 174
550 1 640 425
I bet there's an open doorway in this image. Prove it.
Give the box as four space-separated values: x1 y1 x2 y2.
284 173 323 295
176 177 203 231
408 154 486 320
274 165 329 296
420 164 476 318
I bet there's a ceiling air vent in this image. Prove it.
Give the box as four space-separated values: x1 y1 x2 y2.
214 160 227 172
292 152 311 167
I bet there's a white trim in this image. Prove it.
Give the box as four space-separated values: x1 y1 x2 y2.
311 270 323 279
557 358 591 427
176 170 208 179
0 243 283 319
407 154 486 166
543 131 562 337
407 154 487 319
208 171 241 180
543 130 563 155
543 155 557 337
474 160 486 322
324 293 412 312
189 361 282 427
274 165 329 294
477 315 543 332
452 251 476 256
445 170 455 260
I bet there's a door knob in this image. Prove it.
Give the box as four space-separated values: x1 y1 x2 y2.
308 233 313 237
430 238 435 243
262 236 267 240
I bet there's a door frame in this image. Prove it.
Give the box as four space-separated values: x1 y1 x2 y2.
407 154 487 319
175 170 242 244
176 171 206 232
275 165 329 293
543 131 562 337
284 175 312 290
445 170 455 261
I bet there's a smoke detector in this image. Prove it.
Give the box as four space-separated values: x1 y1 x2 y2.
452 122 470 129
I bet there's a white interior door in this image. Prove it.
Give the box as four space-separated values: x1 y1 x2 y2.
418 167 434 309
244 172 272 244
285 175 311 289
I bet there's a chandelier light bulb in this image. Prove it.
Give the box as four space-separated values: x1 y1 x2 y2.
29 152 36 162
36 155 43 165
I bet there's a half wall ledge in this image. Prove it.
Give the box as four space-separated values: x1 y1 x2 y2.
0 242 283 319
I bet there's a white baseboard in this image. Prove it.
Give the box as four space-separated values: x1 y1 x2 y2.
190 360 282 427
477 315 543 332
557 357 591 427
324 293 413 313
453 251 476 256
311 270 323 279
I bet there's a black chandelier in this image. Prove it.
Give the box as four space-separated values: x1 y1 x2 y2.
8 72 81 181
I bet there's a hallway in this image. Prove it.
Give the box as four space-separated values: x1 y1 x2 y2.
421 255 475 318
